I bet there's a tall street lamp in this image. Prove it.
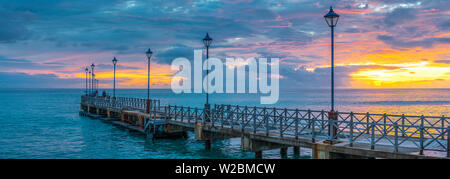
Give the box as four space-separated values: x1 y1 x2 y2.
85 67 89 95
91 63 95 96
324 6 339 111
89 71 92 95
93 74 96 94
112 57 118 99
145 48 153 114
324 6 339 141
202 33 213 151
202 33 213 109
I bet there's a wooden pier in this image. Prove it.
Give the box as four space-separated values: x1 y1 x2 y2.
80 95 450 159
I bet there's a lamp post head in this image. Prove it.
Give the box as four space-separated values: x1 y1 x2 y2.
203 33 213 47
112 57 118 65
324 6 339 27
91 63 95 69
146 48 153 59
85 67 88 72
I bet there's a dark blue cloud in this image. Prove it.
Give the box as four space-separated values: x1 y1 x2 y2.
154 45 195 65
0 57 64 71
0 5 34 42
383 8 416 27
377 35 450 48
435 60 450 64
0 72 81 88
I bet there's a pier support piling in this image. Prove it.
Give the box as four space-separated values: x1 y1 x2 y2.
280 147 288 157
146 99 150 114
255 151 263 159
312 144 330 159
293 146 300 156
205 140 212 151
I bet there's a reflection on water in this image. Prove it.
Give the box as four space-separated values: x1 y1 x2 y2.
0 88 448 158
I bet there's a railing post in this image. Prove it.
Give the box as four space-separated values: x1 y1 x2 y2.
211 104 216 127
187 107 191 123
253 106 257 134
146 99 150 114
153 103 158 119
420 115 424 155
164 106 168 120
447 127 450 158
321 110 325 130
401 114 405 137
202 105 206 124
138 99 141 109
311 111 316 143
231 105 237 130
366 112 370 134
349 112 354 147
383 113 387 135
144 99 146 110
168 105 171 120
371 121 375 150
295 109 299 140
221 105 225 128
181 106 184 122
194 108 198 124
442 115 445 140
264 107 269 136
273 107 277 135
243 106 247 133
174 105 177 120
280 108 286 137
307 109 311 129
394 122 399 153
227 105 231 128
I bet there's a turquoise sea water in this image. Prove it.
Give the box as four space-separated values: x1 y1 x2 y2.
0 88 449 159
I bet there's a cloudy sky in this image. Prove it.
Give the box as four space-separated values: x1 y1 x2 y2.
0 0 449 89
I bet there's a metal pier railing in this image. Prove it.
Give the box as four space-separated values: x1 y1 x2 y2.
81 96 450 157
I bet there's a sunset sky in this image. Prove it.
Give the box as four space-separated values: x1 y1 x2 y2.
0 0 449 89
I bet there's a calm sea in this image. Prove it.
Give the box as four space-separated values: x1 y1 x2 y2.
0 88 449 159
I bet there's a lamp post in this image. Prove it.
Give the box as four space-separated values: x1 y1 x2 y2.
324 6 339 111
93 74 96 95
85 67 88 95
145 48 153 114
202 33 213 110
112 57 118 98
91 63 95 96
324 6 339 141
89 71 92 95
202 33 213 151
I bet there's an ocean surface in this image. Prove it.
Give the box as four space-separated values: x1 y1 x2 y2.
0 88 449 159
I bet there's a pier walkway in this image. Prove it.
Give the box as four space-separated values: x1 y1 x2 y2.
80 95 450 159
